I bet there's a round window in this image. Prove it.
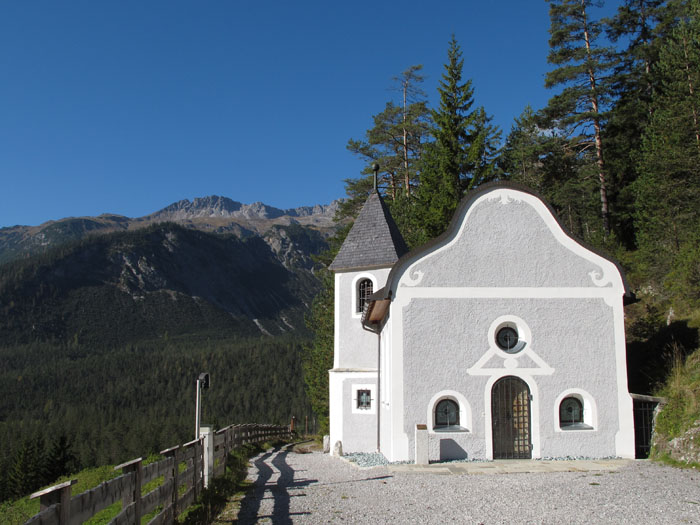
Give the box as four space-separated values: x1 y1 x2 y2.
496 326 519 353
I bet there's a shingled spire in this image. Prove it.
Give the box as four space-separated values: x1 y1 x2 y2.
329 190 409 271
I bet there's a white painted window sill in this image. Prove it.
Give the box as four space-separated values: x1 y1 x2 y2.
432 425 470 433
559 423 594 431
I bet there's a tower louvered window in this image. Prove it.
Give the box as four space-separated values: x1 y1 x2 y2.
357 279 373 313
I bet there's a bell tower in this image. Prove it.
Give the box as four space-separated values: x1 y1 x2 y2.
327 164 408 453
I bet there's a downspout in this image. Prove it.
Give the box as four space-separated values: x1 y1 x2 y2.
376 330 381 452
362 289 392 455
362 319 381 453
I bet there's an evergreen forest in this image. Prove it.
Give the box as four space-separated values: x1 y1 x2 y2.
0 334 313 504
4 0 700 510
0 224 319 504
304 0 700 455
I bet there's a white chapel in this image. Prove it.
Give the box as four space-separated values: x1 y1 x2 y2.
328 182 636 462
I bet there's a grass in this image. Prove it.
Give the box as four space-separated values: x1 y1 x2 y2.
0 463 120 525
0 454 172 525
650 319 700 466
652 451 700 470
0 442 291 525
654 345 700 439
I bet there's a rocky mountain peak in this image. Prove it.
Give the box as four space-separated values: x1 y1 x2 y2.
0 195 343 265
152 195 243 220
147 195 341 223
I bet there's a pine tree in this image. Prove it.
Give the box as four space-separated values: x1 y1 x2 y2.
417 36 500 238
544 0 617 233
500 106 548 190
603 0 666 244
0 456 8 503
470 107 503 184
345 65 431 216
501 106 603 242
635 7 700 294
607 0 665 104
46 435 76 482
394 65 431 196
7 437 46 499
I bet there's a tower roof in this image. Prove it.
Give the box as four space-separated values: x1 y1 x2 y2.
329 192 409 271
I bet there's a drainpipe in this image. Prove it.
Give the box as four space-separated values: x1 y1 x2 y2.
376 330 381 453
362 316 382 453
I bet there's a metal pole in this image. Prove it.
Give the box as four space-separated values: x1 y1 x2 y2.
195 378 201 440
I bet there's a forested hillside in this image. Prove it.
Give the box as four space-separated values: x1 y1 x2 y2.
0 222 325 502
0 222 325 344
304 0 700 457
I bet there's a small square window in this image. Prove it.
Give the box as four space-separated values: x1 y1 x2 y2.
357 389 372 409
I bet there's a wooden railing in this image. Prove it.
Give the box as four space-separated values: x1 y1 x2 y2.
25 423 292 525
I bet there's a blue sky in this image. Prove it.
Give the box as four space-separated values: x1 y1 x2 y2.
0 1 620 228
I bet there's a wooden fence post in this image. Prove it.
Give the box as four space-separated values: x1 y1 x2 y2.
224 426 231 469
23 422 294 525
30 479 76 525
161 444 180 520
115 458 142 524
200 426 214 488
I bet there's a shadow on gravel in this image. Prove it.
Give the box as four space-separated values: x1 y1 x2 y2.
235 445 315 524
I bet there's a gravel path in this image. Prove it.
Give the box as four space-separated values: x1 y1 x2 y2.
233 444 700 524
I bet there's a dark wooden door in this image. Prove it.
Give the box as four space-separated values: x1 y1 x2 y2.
492 376 532 459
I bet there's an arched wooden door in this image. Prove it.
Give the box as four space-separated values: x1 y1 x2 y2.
491 376 532 459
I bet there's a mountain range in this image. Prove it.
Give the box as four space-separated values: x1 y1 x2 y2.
0 195 340 265
0 197 334 480
0 196 338 344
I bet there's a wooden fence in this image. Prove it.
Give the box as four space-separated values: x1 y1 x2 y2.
25 423 292 525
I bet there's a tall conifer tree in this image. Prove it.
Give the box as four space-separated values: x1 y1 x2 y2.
345 66 430 215
635 7 700 293
417 36 500 238
544 0 617 233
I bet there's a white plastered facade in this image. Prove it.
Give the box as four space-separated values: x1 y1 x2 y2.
329 267 390 454
331 186 635 462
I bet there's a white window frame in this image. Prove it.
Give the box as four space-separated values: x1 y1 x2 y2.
554 389 597 431
351 273 377 318
351 383 376 414
427 390 471 433
488 315 531 356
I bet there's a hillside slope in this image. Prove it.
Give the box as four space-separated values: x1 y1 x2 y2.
0 222 325 345
0 221 327 500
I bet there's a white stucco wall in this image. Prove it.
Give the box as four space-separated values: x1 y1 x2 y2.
334 268 390 369
379 316 393 456
379 188 634 462
329 267 391 454
413 196 608 288
401 297 620 461
329 370 377 454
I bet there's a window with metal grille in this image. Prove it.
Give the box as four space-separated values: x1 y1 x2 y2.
559 397 584 427
357 389 372 409
435 399 460 428
357 279 373 313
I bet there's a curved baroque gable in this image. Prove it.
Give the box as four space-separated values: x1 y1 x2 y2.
394 187 624 292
